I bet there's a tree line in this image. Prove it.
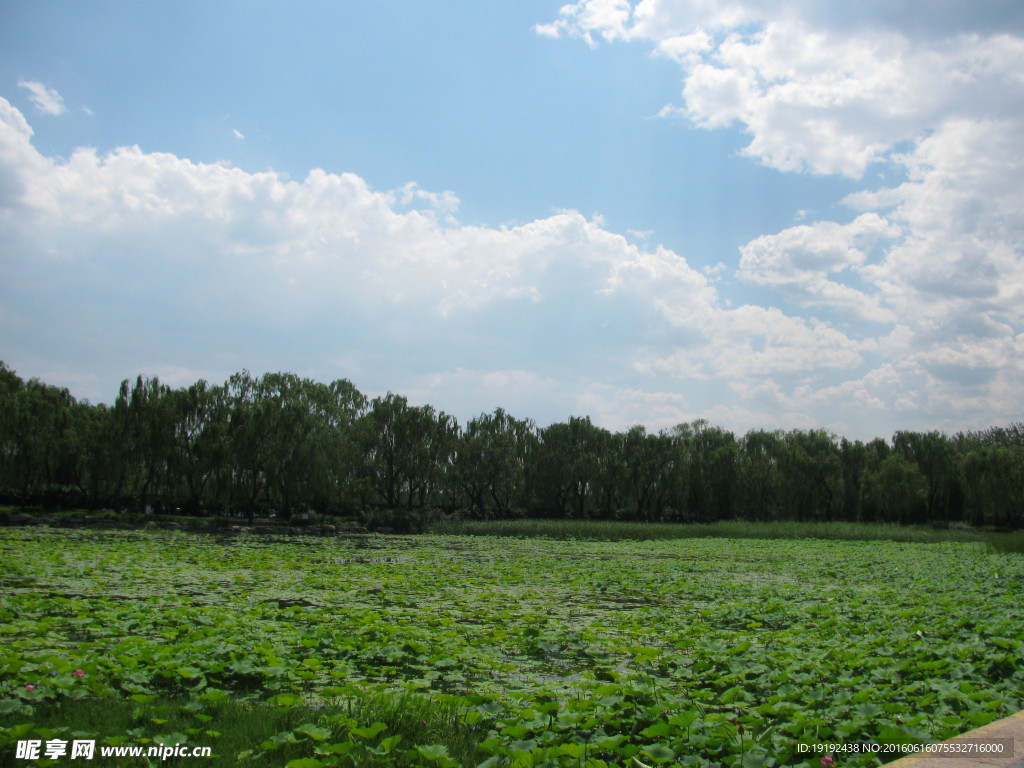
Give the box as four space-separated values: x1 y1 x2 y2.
1 362 1021 528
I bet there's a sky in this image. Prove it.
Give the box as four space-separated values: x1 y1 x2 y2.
1 0 1023 441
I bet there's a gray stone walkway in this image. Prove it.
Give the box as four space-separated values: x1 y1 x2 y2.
883 710 1024 768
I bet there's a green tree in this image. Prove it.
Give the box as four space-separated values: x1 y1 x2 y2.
362 393 458 508
114 375 177 512
892 431 963 523
305 378 369 514
862 453 928 524
738 430 783 521
223 370 277 516
672 420 737 522
533 417 604 518
223 372 365 518
71 401 122 508
616 426 678 521
589 425 624 519
777 430 841 522
455 408 536 517
165 381 230 515
959 425 1024 528
1 371 79 502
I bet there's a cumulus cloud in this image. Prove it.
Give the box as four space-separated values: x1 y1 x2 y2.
0 96 728 428
551 6 1024 177
534 0 636 46
738 213 900 322
638 304 872 382
538 0 1024 434
0 99 873 432
17 80 67 116
3 41 1023 439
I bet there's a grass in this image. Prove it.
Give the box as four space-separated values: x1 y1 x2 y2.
429 516 993 544
6 504 1020 550
1 690 487 767
988 529 1024 553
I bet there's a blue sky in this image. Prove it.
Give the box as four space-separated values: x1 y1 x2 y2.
2 1 1023 440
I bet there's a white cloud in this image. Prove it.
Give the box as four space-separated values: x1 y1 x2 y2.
537 0 1024 435
541 1 1024 176
17 80 67 116
635 303 872 385
534 0 635 46
738 213 900 322
3 74 1023 439
579 386 692 432
673 23 1024 178
846 119 1024 395
0 96 725 427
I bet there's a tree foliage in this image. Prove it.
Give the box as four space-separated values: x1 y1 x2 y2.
0 361 1020 528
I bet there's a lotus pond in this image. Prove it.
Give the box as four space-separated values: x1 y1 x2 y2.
1 527 1022 767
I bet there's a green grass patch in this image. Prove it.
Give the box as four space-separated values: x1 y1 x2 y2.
0 691 487 767
987 530 1024 553
430 516 989 544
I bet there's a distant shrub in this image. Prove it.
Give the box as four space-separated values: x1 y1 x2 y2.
360 506 441 534
988 530 1024 553
426 517 990 544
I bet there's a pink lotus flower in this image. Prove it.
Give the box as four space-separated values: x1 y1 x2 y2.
25 684 35 691
72 669 85 677
821 757 835 767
